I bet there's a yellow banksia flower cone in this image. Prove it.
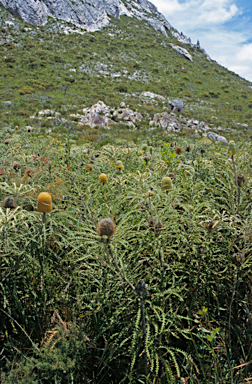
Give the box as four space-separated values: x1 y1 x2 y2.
228 140 236 157
161 177 173 191
115 160 124 170
37 192 53 213
98 173 108 185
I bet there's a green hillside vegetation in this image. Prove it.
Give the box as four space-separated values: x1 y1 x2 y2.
1 5 252 383
0 126 252 383
1 7 252 143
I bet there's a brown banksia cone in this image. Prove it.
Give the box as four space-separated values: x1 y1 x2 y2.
97 218 116 240
143 156 150 163
146 216 163 234
13 162 21 171
232 252 245 266
176 146 182 155
169 142 174 147
237 173 245 187
24 167 34 177
186 145 191 152
3 196 16 209
167 172 176 180
85 163 93 171
4 140 10 145
204 219 219 232
135 280 148 297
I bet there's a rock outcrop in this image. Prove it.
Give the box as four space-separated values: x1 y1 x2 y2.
169 44 193 61
0 0 171 35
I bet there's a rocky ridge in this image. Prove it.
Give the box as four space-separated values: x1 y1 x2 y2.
0 0 170 35
0 0 209 56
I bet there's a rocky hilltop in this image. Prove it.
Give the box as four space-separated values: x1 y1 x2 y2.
0 0 171 34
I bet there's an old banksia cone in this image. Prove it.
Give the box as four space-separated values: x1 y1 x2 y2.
85 163 93 171
13 162 21 171
228 140 236 157
37 192 53 213
237 173 245 187
24 167 34 177
115 160 124 170
97 218 116 240
176 146 182 155
161 176 173 191
98 173 108 185
3 196 16 209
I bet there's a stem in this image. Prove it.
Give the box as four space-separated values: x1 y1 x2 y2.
231 156 240 212
106 242 135 291
228 268 238 351
140 296 148 378
0 308 40 352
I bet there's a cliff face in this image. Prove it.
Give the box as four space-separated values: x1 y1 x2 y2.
0 0 171 34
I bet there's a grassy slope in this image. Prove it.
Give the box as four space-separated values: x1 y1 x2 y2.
1 6 252 143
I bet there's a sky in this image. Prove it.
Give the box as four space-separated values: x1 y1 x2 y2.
150 0 252 82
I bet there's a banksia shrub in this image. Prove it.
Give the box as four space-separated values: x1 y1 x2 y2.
13 162 21 171
115 160 124 170
37 192 53 213
98 173 108 185
161 176 173 191
176 146 182 155
228 140 236 157
3 196 16 209
97 218 116 239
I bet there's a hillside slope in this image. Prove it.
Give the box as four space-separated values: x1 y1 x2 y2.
0 5 252 143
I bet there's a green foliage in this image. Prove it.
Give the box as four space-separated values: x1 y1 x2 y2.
0 127 251 382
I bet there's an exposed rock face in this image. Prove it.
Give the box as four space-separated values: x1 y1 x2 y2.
0 0 171 35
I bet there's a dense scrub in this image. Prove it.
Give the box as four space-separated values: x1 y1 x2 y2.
1 127 252 383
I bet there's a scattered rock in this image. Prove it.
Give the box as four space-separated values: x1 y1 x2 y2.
168 99 183 113
3 101 12 108
141 91 165 100
170 44 193 61
207 132 228 145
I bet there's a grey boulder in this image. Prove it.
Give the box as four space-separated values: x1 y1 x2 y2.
168 99 183 113
207 132 227 145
